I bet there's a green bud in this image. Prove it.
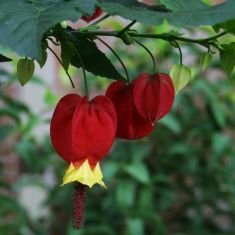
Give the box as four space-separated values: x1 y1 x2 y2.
200 53 212 70
170 64 191 94
17 58 35 86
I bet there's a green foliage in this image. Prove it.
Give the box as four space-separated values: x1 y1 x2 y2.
1 2 235 235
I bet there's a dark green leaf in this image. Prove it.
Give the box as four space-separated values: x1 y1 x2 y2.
0 0 98 60
0 53 12 62
61 41 74 71
214 19 235 34
70 37 125 81
100 0 235 27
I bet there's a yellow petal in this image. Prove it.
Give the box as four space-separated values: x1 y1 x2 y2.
61 160 106 188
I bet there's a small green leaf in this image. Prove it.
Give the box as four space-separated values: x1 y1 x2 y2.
125 161 150 184
200 53 212 70
220 42 235 78
170 64 191 94
17 58 35 86
0 53 12 62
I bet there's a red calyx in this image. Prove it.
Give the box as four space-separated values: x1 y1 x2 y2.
133 73 175 124
106 80 154 140
81 7 103 23
50 94 116 167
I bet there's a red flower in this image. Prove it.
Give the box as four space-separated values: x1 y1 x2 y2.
133 73 175 124
106 81 154 140
50 94 116 187
81 7 103 23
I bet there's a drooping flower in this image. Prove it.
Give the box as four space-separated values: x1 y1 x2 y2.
50 94 116 188
106 80 154 140
133 73 175 124
81 7 103 23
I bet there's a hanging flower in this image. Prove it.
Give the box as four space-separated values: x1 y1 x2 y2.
50 94 117 188
106 80 154 140
81 7 103 23
133 73 175 124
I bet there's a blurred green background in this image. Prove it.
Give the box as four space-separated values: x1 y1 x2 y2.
1 17 235 235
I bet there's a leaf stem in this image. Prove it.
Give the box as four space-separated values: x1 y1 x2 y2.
47 46 75 88
133 38 156 74
117 20 137 36
96 37 130 84
88 14 110 27
73 49 89 99
173 41 183 65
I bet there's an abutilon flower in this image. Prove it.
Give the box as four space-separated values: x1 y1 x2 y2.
81 7 103 23
50 94 117 188
133 73 175 124
106 80 154 140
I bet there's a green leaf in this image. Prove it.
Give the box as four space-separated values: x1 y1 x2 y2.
0 0 98 60
200 53 212 71
0 53 12 62
100 0 235 27
125 161 150 184
170 64 191 94
17 58 35 86
210 100 226 128
220 42 235 78
70 37 125 81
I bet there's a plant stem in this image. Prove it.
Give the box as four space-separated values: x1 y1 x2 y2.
133 38 156 74
72 29 228 48
96 37 130 83
47 46 75 88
